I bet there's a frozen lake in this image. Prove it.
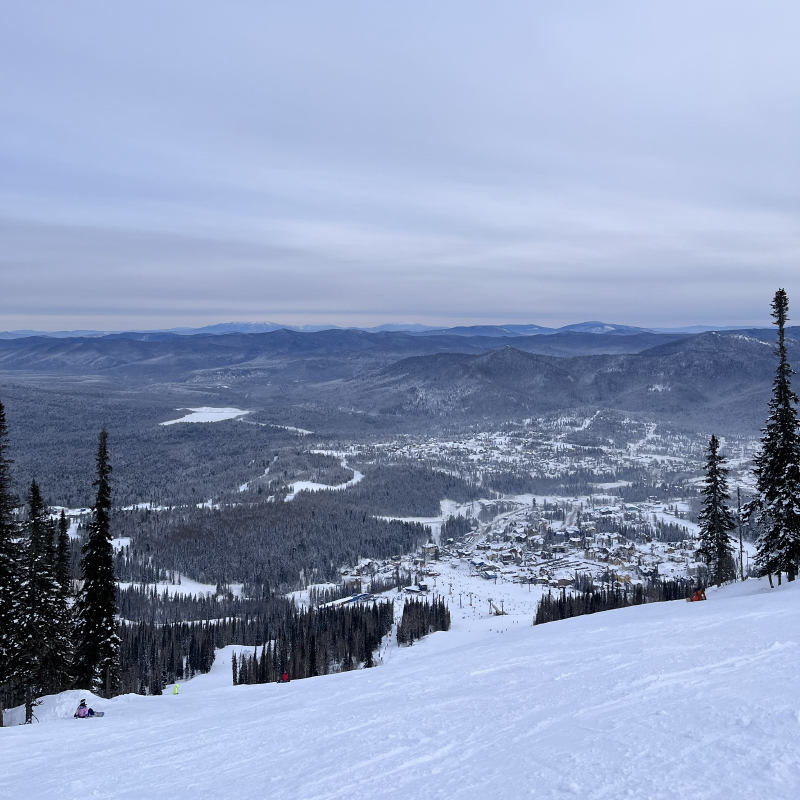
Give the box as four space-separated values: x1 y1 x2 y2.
159 407 249 426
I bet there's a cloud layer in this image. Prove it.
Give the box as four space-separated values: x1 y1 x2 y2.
2 1 798 329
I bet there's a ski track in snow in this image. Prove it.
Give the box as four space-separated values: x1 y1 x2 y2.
284 458 364 501
2 579 800 798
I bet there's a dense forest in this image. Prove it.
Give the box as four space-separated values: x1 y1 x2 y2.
340 464 484 516
396 597 450 646
112 493 431 591
0 382 313 508
232 601 395 685
534 578 696 625
119 597 395 694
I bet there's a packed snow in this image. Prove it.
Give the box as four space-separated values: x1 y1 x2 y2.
159 408 249 426
3 578 799 799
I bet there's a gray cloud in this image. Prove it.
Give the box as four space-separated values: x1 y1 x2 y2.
1 0 799 329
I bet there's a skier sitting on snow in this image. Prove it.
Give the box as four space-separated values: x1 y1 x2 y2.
689 587 707 602
74 699 96 718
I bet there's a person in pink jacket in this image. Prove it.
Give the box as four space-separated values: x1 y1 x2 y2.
74 699 95 718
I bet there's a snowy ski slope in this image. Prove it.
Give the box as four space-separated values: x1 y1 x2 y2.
2 578 799 799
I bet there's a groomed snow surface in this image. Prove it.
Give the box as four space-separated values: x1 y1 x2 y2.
3 578 800 799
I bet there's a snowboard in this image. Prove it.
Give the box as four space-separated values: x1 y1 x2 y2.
77 711 105 718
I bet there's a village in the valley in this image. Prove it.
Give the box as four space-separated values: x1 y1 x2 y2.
331 413 759 620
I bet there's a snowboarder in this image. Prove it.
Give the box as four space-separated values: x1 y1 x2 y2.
74 699 95 718
173 684 178 695
279 671 290 683
688 587 707 602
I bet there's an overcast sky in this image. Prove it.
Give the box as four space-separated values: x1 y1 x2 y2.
1 1 798 330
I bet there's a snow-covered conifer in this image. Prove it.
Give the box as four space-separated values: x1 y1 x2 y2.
697 435 736 587
74 428 120 696
17 480 59 721
749 289 800 584
42 510 74 692
56 511 71 599
0 400 20 726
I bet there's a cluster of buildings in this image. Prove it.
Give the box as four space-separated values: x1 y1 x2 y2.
341 496 706 597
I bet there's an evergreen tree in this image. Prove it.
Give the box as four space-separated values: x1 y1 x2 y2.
697 435 736 587
56 511 71 598
749 289 800 584
0 400 19 726
74 428 120 696
43 511 73 692
17 480 59 722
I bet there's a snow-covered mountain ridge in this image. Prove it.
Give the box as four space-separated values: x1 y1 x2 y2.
2 578 798 799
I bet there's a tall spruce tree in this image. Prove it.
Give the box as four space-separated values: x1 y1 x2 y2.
56 511 71 600
697 435 736 587
749 289 800 584
42 511 73 693
74 428 120 696
0 400 20 727
17 480 59 722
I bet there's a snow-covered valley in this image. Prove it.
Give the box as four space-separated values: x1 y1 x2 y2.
3 578 799 799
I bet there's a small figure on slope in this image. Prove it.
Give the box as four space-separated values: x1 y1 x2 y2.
74 699 95 718
688 587 707 603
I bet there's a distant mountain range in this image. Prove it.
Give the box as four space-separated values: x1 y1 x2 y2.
0 320 767 340
331 329 796 434
0 328 691 379
0 325 794 435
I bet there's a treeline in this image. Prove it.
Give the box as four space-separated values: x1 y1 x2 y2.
483 469 610 497
534 578 696 625
111 492 430 592
233 601 395 684
119 596 397 694
594 519 693 544
119 620 218 695
117 597 292 694
615 481 697 503
0 404 118 724
117 585 291 625
0 490 73 719
441 515 475 540
339 464 484 517
396 597 450 646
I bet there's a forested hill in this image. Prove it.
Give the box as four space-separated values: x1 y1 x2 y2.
334 330 799 432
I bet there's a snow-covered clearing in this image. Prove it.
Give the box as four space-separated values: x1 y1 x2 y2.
284 582 341 608
110 537 130 551
3 578 799 799
284 461 364 501
159 407 249 426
